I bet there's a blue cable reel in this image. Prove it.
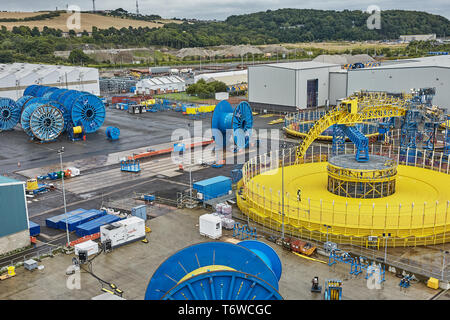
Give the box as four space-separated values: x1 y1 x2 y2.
21 98 51 137
0 98 21 130
35 86 54 97
23 84 40 97
16 95 34 112
41 87 59 99
71 93 105 133
211 100 253 151
144 241 283 300
50 100 70 131
29 103 65 142
49 88 69 101
106 126 120 140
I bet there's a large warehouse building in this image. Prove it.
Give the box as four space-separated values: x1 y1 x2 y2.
248 55 450 111
0 63 100 100
0 176 30 255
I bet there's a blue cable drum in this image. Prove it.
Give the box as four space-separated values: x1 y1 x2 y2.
35 86 52 97
62 91 85 113
15 95 34 112
49 88 69 101
162 270 283 300
106 126 120 140
71 93 105 133
56 89 79 107
237 240 282 281
21 98 50 136
29 103 64 142
144 241 282 300
0 98 21 130
23 84 40 97
41 87 59 99
211 100 253 150
50 100 70 131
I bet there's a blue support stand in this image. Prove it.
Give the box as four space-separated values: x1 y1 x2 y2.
331 125 346 157
342 125 369 162
233 222 257 240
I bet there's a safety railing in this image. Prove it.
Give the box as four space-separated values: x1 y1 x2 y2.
239 134 450 248
0 246 56 271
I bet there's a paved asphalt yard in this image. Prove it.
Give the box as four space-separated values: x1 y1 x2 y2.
0 208 439 300
0 106 447 300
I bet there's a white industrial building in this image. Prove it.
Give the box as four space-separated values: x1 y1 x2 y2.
248 55 450 111
135 76 186 95
0 63 100 100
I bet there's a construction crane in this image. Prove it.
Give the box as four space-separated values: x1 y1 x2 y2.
295 92 410 163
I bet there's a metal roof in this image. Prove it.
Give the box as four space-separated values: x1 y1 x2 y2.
253 61 339 70
351 55 450 71
0 175 23 186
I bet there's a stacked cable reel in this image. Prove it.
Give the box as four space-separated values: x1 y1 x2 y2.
211 100 254 152
16 85 106 142
144 240 283 300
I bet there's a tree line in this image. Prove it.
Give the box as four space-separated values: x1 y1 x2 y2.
0 8 449 65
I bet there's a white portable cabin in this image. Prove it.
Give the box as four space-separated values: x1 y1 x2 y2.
199 214 222 239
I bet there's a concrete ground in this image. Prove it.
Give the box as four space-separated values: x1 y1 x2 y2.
0 207 439 300
0 104 445 300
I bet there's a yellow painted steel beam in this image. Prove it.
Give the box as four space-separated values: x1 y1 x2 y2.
295 94 407 162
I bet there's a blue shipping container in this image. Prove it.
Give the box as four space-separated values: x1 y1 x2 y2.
193 176 232 201
46 208 87 229
75 214 123 237
29 221 40 236
57 209 106 231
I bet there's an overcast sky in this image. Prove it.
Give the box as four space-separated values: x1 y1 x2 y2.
3 0 450 20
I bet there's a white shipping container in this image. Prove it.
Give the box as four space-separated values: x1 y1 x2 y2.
199 214 222 239
74 240 99 256
100 216 146 248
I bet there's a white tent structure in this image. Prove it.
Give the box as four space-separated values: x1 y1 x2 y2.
0 63 100 100
135 76 186 95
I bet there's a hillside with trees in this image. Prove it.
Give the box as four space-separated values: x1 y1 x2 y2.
0 8 449 65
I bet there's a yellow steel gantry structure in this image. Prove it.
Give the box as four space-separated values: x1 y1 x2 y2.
295 92 409 162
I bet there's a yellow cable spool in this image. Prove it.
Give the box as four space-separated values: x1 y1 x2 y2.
73 126 83 134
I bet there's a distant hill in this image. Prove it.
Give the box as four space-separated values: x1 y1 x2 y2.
174 8 450 45
0 11 178 32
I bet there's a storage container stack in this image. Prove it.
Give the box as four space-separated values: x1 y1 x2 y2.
214 202 235 230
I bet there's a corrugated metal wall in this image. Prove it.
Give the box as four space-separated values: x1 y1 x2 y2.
0 184 28 237
248 65 296 107
347 66 450 107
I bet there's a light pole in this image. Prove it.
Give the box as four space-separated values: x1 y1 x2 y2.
58 147 70 248
442 250 449 281
324 224 331 244
383 233 391 263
